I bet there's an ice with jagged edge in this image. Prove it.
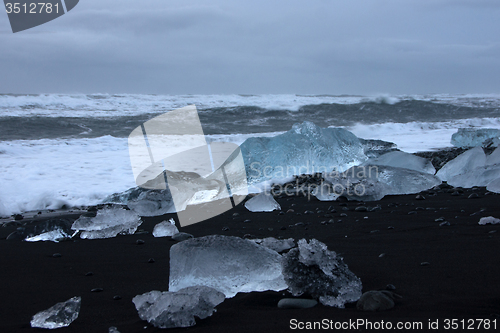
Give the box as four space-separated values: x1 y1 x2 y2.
244 192 281 212
240 121 367 185
152 218 179 237
105 187 176 217
30 296 81 329
361 151 435 174
487 178 500 193
169 235 287 298
487 147 500 165
250 237 295 253
478 216 500 225
281 239 362 308
436 147 486 182
25 229 73 243
312 183 340 201
451 128 500 148
324 165 441 201
133 286 225 329
71 207 142 239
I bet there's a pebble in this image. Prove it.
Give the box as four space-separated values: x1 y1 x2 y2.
379 253 386 258
243 219 252 223
355 206 367 212
52 253 62 258
340 213 348 217
277 298 318 309
85 272 93 276
439 221 450 227
232 213 239 217
386 284 396 290
13 214 24 221
468 193 480 199
222 227 230 231
91 288 104 292
136 239 145 245
148 258 155 263
420 262 430 266
113 295 122 300
171 232 194 241
435 217 445 222
415 195 425 200
280 226 287 230
370 230 380 233
356 291 400 311
408 211 417 215
304 210 314 215
451 191 461 196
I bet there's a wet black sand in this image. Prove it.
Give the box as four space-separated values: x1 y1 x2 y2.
1 185 500 332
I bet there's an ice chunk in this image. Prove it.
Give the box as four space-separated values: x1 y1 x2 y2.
169 235 287 297
451 128 500 148
281 239 362 308
244 192 281 212
109 327 120 333
152 218 179 237
487 178 500 193
25 229 73 243
447 164 500 188
324 165 441 201
71 207 142 239
30 296 81 329
240 122 367 185
436 147 486 181
478 216 500 225
358 138 398 158
312 183 340 201
250 237 295 253
487 147 500 165
361 151 435 174
132 286 225 329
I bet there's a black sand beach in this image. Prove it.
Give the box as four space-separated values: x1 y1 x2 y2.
1 185 500 332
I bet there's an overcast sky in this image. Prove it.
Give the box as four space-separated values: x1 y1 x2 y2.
1 0 499 95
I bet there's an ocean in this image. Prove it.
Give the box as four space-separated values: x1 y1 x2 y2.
1 93 500 217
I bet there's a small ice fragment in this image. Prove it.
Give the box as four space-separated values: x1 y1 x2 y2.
281 239 362 308
71 207 142 239
30 296 81 329
250 237 295 252
478 216 500 225
152 218 179 237
245 192 281 212
132 286 225 329
451 128 500 148
312 183 339 201
169 235 286 297
25 229 72 243
109 327 120 333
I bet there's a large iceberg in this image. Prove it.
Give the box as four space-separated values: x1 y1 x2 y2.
244 192 281 212
132 286 225 329
31 296 81 329
281 239 362 308
169 235 287 297
71 207 142 239
240 122 367 185
436 147 486 182
324 165 441 201
361 151 435 174
451 128 500 148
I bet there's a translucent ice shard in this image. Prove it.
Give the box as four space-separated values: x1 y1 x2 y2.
436 147 486 181
244 192 281 212
152 218 179 237
446 165 500 188
281 239 362 308
25 229 73 243
132 286 225 329
451 128 500 148
240 121 367 184
361 151 435 174
250 237 295 253
71 207 142 239
169 235 287 297
324 165 441 201
478 216 500 225
487 147 500 166
30 296 81 329
487 178 500 193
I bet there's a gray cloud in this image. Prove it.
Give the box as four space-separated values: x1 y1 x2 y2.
0 0 499 94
